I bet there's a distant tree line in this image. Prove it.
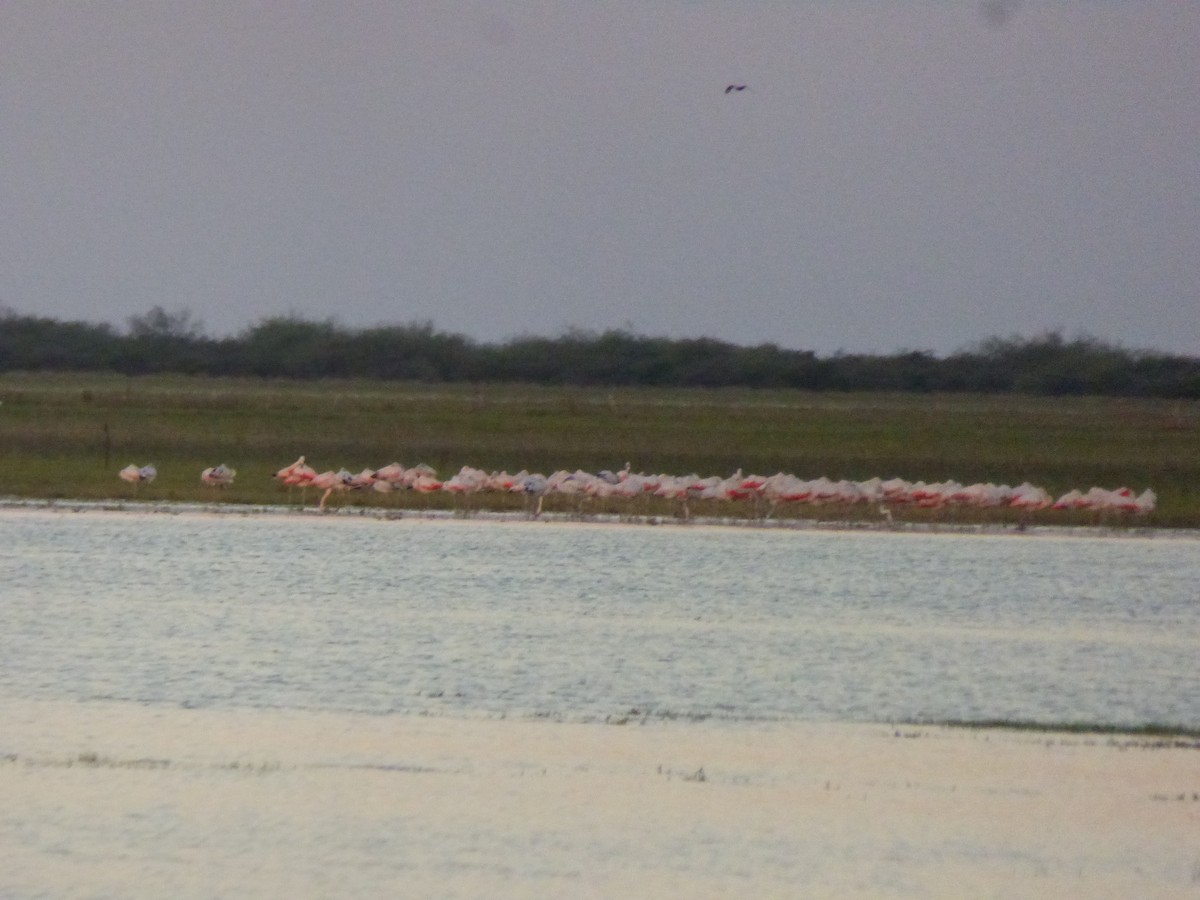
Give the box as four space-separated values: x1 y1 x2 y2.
1 306 1197 398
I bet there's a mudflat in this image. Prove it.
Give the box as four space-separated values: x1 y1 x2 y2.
1 699 1196 898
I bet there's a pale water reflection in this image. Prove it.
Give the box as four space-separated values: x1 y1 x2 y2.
2 509 1199 898
2 509 1198 726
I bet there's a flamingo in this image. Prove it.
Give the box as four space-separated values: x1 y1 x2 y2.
512 472 550 517
273 456 317 501
880 477 912 504
1024 483 1053 507
585 477 617 508
857 477 884 504
397 463 438 491
654 474 700 519
913 481 959 509
596 462 632 485
409 467 444 509
809 477 842 505
311 468 354 512
485 470 520 492
370 462 404 490
953 482 1005 508
1053 486 1155 519
274 456 307 483
692 471 741 503
346 468 379 490
256 454 1156 527
443 466 488 514
200 464 236 488
1053 489 1085 510
1010 483 1052 510
411 473 443 493
544 470 593 517
118 464 155 496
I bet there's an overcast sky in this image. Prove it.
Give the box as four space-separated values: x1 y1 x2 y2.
1 2 1196 357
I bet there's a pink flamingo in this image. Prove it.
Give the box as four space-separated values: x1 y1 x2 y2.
311 469 353 511
274 456 317 504
443 466 488 514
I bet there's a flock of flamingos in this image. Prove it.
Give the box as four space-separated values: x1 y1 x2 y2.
118 457 1158 521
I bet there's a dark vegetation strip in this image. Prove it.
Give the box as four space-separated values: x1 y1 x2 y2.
2 306 1199 398
926 719 1200 741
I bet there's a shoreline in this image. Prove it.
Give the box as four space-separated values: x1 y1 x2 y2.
2 495 1195 541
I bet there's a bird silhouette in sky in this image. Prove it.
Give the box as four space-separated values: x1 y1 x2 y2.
724 84 748 94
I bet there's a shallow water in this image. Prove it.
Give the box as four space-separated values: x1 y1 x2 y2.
2 508 1197 726
2 509 1199 898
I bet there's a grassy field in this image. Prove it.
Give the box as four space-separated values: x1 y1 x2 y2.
1 372 1196 526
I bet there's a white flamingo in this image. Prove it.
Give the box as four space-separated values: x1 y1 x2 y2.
201 464 236 488
512 472 550 517
443 466 488 514
118 464 156 493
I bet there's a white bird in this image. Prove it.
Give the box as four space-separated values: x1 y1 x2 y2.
119 464 156 484
513 473 550 517
118 464 156 494
201 464 236 488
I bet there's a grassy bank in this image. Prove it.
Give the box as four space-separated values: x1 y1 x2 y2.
1 372 1197 526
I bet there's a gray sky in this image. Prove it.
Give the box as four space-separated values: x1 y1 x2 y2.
2 2 1197 357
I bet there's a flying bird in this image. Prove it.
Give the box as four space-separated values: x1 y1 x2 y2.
724 84 748 94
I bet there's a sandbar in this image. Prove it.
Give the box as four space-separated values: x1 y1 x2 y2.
1 698 1197 898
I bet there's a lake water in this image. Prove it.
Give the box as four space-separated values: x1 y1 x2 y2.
2 508 1198 727
2 508 1199 898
